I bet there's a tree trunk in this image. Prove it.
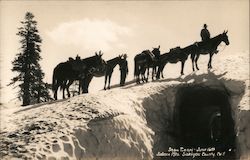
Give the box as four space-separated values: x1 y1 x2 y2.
37 88 41 103
23 64 30 106
23 81 30 106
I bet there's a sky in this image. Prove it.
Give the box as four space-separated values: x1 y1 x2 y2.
0 0 249 103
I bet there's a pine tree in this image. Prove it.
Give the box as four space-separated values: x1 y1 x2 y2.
9 12 51 106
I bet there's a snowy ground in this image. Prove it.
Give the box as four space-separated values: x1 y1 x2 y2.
0 51 249 160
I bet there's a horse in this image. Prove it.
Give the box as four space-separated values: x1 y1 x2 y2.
52 52 104 100
79 54 128 93
92 54 128 90
191 30 229 71
156 45 197 79
134 46 161 83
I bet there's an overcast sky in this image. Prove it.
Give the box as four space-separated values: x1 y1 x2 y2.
0 0 249 103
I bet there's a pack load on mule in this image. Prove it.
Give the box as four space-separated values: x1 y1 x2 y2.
52 51 105 100
169 46 181 54
141 50 155 61
166 46 184 63
67 55 85 79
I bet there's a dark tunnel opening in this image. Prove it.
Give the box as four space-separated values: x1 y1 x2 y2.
174 84 236 159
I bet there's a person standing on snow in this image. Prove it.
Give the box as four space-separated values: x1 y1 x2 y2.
120 54 128 86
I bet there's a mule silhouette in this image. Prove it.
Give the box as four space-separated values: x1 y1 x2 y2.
134 46 161 83
191 30 229 71
80 54 128 91
52 52 104 100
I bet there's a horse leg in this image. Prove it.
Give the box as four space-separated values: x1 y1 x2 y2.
153 66 157 80
181 61 185 75
82 76 93 93
81 78 86 93
141 69 145 83
140 73 144 83
104 74 108 90
62 80 69 99
208 53 214 69
191 53 196 71
78 80 82 95
136 68 140 84
137 67 140 84
142 68 146 82
156 66 161 79
108 74 112 89
54 84 59 100
157 63 166 79
146 67 149 82
66 80 74 98
161 64 165 78
142 68 146 83
195 54 200 70
120 70 123 86
152 67 155 80
140 67 144 83
137 75 140 84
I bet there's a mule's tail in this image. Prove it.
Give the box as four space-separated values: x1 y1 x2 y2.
52 68 57 92
134 58 139 78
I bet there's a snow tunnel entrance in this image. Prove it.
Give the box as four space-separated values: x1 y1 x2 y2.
174 84 236 159
142 81 242 160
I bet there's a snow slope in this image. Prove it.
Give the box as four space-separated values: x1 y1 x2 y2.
0 52 249 160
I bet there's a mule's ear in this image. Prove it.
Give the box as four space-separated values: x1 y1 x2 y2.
123 54 127 59
99 50 103 56
158 45 160 49
225 30 228 34
95 52 98 56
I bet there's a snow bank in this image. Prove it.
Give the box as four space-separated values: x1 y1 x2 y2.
0 86 156 160
0 52 249 159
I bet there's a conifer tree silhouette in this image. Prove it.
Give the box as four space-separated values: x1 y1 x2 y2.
9 12 51 106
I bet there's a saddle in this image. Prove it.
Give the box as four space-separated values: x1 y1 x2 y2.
196 40 217 53
141 50 156 61
68 59 86 72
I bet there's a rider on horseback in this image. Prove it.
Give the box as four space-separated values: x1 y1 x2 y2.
200 24 210 42
200 24 218 54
